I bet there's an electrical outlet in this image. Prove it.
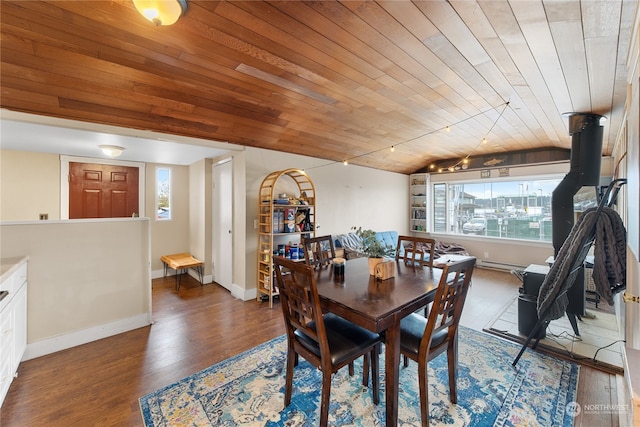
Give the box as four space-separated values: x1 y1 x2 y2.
254 219 258 229
39 213 48 220
483 251 489 259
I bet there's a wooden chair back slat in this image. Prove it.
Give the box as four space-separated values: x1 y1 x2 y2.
301 235 336 268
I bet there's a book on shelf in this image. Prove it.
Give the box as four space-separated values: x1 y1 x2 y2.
272 210 284 233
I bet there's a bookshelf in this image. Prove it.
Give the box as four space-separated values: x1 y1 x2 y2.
257 169 315 307
410 173 428 233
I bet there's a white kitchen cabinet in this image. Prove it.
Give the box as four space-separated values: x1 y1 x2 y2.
0 257 28 407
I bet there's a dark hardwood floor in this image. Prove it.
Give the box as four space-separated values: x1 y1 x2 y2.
0 268 626 426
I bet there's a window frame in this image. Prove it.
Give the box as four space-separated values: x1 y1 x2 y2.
427 172 570 243
156 166 172 221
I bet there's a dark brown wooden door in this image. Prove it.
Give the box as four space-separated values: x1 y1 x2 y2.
69 162 139 219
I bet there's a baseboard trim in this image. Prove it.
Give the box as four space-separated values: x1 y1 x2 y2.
477 260 527 272
23 313 152 361
151 268 212 284
234 284 257 301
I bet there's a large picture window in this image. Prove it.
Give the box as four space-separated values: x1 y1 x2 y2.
156 167 172 221
430 177 599 242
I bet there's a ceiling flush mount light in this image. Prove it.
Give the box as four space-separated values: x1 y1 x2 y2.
133 0 187 26
99 145 125 158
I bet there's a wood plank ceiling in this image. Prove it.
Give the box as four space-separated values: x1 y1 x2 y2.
1 0 636 174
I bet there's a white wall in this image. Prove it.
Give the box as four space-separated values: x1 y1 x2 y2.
0 218 152 359
0 150 60 221
189 159 209 274
146 164 190 273
244 146 409 298
0 151 191 274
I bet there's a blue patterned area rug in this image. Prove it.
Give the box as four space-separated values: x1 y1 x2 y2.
139 326 579 426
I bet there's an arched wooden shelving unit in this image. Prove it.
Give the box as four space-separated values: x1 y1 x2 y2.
257 169 315 307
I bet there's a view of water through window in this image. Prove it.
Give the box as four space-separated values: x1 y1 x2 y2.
432 178 599 241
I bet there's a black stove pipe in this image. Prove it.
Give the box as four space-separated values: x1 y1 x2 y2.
550 113 603 320
551 113 604 255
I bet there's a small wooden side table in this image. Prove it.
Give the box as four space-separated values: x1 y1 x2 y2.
161 253 204 290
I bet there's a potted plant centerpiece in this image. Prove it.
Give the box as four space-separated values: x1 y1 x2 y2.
353 227 395 275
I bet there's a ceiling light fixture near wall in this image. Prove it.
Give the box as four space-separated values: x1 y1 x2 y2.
99 145 126 158
132 0 187 26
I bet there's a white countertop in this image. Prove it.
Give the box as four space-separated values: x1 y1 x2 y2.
0 256 29 282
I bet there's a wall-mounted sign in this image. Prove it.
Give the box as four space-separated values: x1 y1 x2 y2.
481 170 491 178
499 168 510 177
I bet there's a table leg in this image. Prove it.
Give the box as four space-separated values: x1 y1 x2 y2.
196 265 204 285
384 314 401 426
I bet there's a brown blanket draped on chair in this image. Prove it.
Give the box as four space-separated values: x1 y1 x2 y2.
537 206 626 320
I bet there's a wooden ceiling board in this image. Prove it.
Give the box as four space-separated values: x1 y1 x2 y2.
478 2 568 143
583 0 624 38
586 36 621 114
544 0 582 22
232 3 412 118
500 104 543 145
345 1 487 117
4 7 278 125
0 0 635 174
606 47 635 154
308 1 441 94
274 3 394 80
609 0 638 148
511 1 574 114
549 19 591 112
580 0 622 112
1 81 59 110
448 1 531 112
411 1 480 58
512 84 564 145
498 95 548 146
544 4 591 125
222 2 383 97
422 32 504 107
386 1 442 44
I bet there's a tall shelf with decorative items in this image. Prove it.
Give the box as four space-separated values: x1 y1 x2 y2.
410 173 428 233
257 169 315 307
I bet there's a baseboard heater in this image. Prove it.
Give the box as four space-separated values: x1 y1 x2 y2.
477 260 527 272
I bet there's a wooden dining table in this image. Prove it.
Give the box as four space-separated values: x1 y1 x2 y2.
313 257 442 426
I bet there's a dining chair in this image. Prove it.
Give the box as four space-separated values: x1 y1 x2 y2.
399 257 476 427
395 235 419 264
273 257 381 426
413 236 436 268
301 235 336 268
396 235 436 267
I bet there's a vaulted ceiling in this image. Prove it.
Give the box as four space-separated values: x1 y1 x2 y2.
1 1 636 174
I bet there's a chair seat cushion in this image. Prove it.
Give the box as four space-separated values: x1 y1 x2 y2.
399 313 448 356
294 313 380 365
